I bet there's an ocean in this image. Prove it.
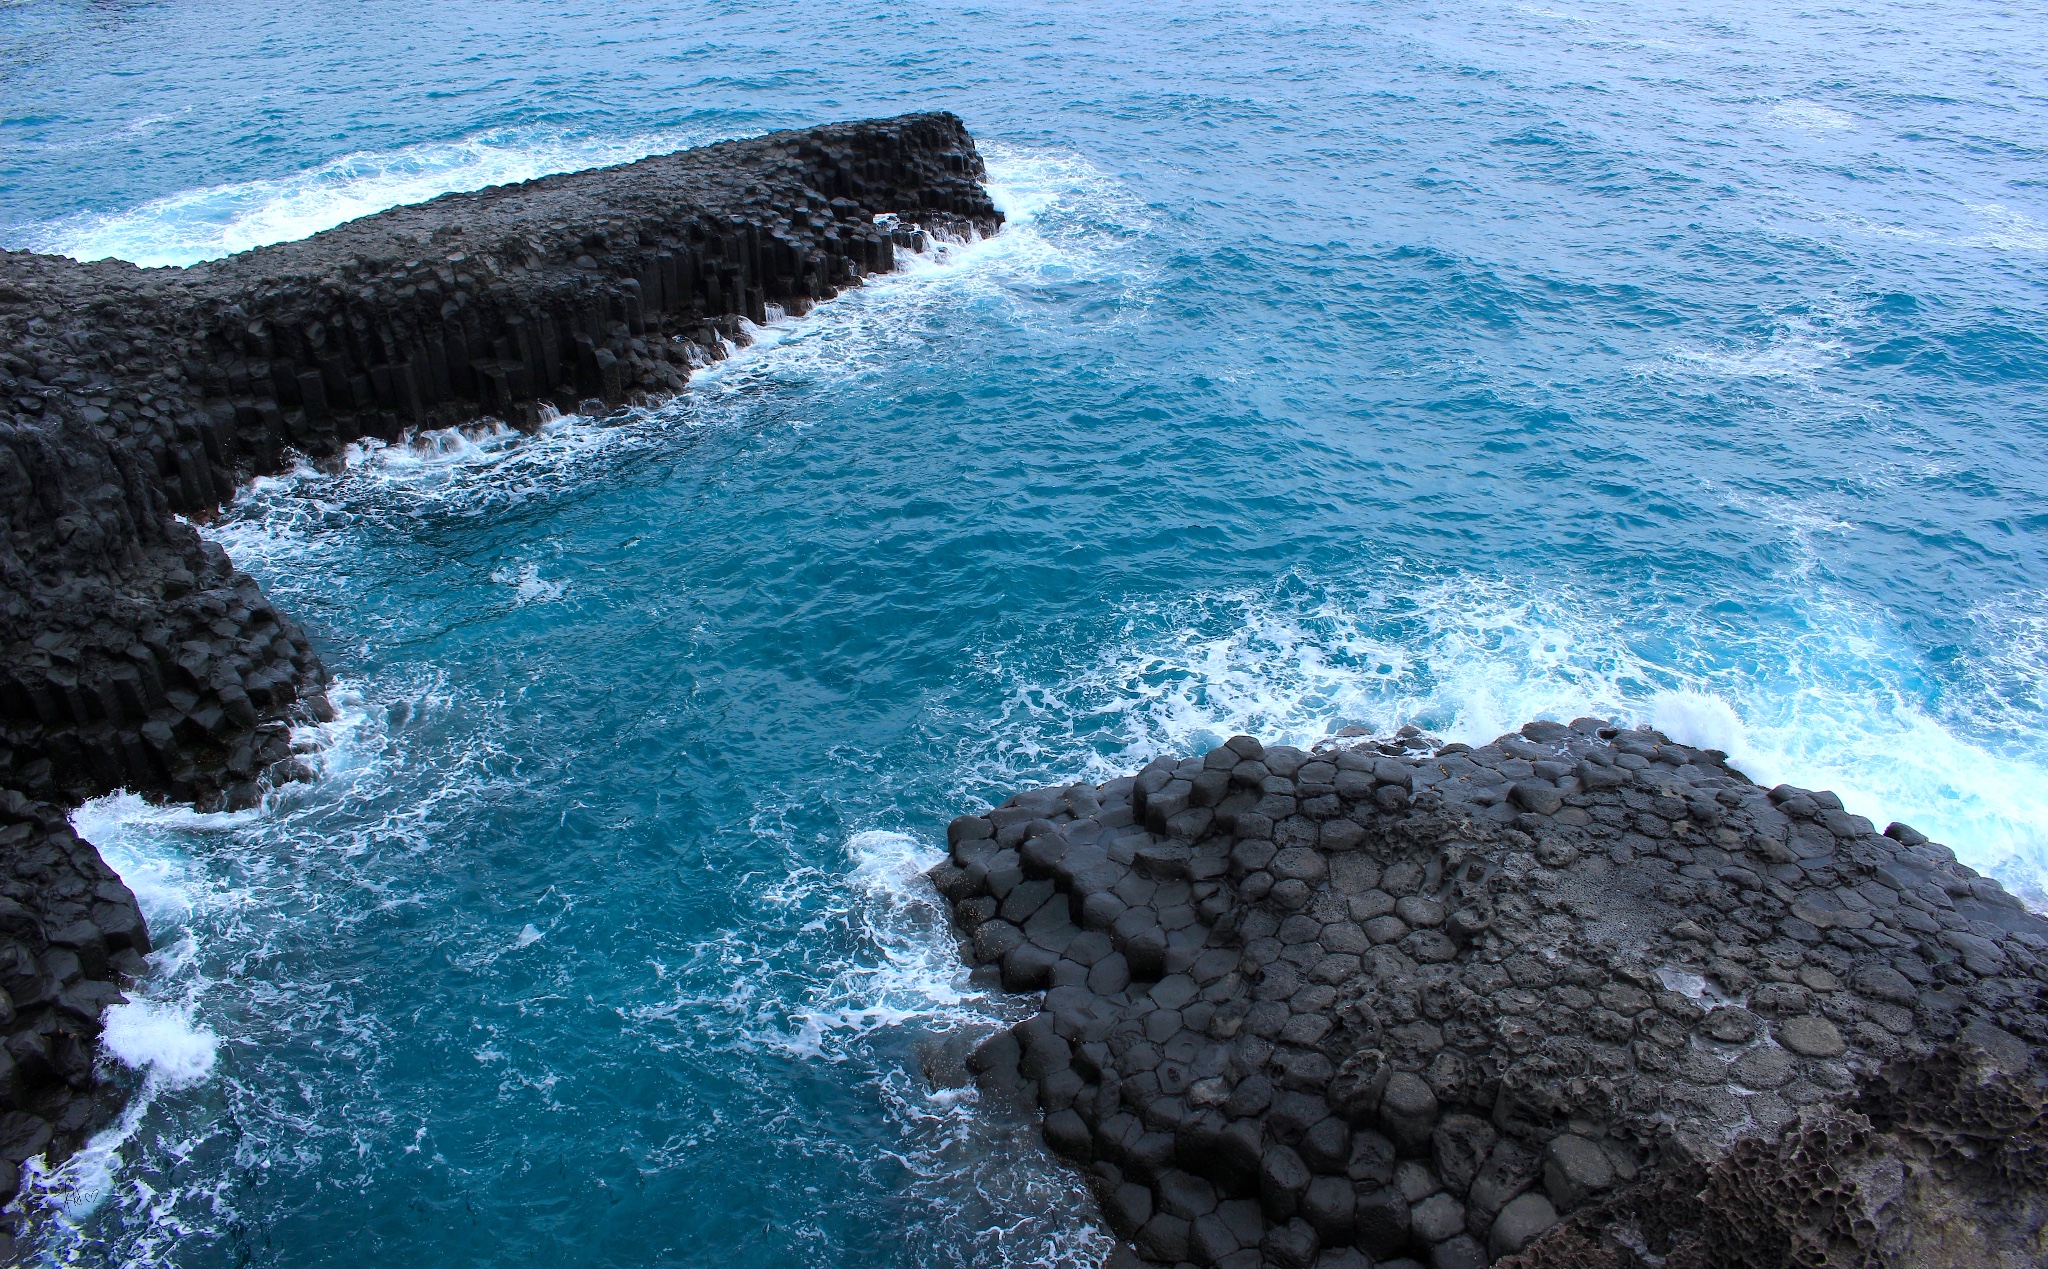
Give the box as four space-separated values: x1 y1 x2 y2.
3 0 2045 1264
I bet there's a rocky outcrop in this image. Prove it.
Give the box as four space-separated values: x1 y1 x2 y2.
933 721 2048 1269
0 112 1000 1233
0 110 999 812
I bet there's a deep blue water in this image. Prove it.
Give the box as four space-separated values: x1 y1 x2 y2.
4 0 2048 1264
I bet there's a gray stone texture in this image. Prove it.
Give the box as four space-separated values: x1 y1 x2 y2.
937 723 2048 1266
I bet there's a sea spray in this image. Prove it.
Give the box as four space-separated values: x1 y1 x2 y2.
960 573 2048 906
99 1002 219 1090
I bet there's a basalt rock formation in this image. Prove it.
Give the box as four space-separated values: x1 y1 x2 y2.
933 721 2048 1269
0 112 1000 1231
0 110 998 813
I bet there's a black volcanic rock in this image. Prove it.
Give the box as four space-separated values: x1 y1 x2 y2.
0 110 997 812
935 721 2048 1269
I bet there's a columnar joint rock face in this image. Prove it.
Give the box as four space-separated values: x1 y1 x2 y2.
0 111 1000 811
933 721 2048 1269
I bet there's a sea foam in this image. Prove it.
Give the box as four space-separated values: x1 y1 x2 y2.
99 1001 218 1089
968 572 2048 908
16 126 723 268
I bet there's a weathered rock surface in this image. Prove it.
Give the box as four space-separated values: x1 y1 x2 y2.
934 721 2048 1269
0 111 999 1238
0 110 999 811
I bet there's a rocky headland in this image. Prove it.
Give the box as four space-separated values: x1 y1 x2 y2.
7 105 2043 1267
0 112 1000 1237
935 722 2048 1269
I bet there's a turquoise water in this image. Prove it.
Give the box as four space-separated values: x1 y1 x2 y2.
5 0 2048 1264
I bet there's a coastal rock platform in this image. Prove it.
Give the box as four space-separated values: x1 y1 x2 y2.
934 722 2048 1269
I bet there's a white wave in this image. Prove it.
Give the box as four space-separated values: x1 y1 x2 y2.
692 145 1148 396
37 995 222 1222
779 830 975 1057
970 571 2048 906
338 420 531 472
24 1095 157 1224
490 561 567 605
100 1000 218 1089
1650 680 2048 893
1654 307 1852 382
1767 101 1858 133
71 795 242 941
1649 689 1749 759
1964 590 2048 724
982 145 1133 232
968 574 1636 783
1963 201 2048 252
616 818 1106 1266
199 413 650 585
34 797 234 1225
687 143 1149 404
1662 336 1844 380
630 827 981 1064
16 126 721 268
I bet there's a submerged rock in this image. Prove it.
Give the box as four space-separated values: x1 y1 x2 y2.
933 721 2048 1268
